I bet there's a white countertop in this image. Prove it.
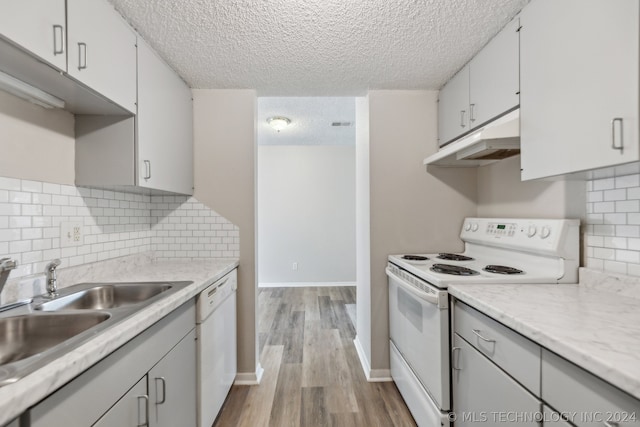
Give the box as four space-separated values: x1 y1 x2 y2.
448 270 640 401
0 256 238 425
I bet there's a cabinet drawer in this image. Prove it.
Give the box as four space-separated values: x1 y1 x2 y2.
454 301 541 395
542 350 640 427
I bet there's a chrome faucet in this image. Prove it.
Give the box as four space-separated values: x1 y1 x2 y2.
45 259 62 298
0 257 18 304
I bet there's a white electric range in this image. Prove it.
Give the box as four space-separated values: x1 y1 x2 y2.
387 217 580 427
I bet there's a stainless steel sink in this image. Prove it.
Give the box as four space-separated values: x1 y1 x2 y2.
0 312 110 365
36 283 172 311
0 281 192 387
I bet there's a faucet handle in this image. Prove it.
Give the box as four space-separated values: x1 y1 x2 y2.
45 259 61 272
0 258 17 271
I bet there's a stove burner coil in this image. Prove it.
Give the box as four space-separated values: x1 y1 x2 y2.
483 265 524 275
437 253 474 261
430 263 479 276
402 255 429 261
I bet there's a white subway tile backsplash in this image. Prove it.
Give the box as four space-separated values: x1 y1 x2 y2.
615 174 640 189
0 176 239 283
586 173 640 277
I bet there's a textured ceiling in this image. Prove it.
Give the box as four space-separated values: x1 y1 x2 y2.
258 97 355 146
108 0 529 96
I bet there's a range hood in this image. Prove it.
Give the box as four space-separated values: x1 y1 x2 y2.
424 109 520 167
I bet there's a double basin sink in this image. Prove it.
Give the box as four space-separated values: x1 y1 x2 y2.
0 281 192 386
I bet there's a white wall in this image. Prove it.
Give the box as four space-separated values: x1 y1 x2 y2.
257 145 355 285
355 96 372 373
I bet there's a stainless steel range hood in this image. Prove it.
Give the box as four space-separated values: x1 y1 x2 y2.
424 109 520 167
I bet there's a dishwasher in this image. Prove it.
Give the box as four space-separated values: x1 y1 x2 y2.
196 269 237 427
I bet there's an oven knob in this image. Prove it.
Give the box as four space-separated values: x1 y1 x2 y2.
471 223 479 232
464 223 472 231
540 226 551 239
527 225 537 237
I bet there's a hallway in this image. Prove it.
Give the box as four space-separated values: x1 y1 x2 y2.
213 286 416 426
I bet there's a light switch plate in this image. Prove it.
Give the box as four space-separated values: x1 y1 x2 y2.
60 221 83 247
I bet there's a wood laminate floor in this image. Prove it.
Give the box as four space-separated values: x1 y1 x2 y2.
213 286 417 427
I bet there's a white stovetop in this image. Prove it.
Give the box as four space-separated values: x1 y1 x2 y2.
448 267 640 401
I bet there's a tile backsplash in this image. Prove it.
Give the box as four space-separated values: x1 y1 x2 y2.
586 173 640 276
0 176 239 279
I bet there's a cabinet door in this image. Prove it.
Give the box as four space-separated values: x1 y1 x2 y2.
67 0 137 113
438 66 470 146
137 38 194 195
0 0 66 71
543 406 572 427
452 334 541 426
520 0 639 180
469 17 519 128
93 376 148 427
148 329 196 427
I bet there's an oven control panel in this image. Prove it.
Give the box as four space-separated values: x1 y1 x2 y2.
460 217 580 258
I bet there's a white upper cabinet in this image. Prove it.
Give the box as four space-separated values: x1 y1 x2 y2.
438 66 470 146
67 0 137 113
137 38 194 195
0 0 67 72
438 16 520 147
469 18 519 129
520 0 639 180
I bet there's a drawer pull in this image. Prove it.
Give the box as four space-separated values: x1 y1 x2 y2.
472 329 495 343
452 347 461 370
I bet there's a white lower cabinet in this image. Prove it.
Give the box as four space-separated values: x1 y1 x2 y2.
149 330 197 427
452 334 541 426
543 406 572 427
93 377 148 427
541 349 640 427
27 301 196 427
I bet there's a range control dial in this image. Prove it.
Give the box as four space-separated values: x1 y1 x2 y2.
527 225 537 238
540 226 551 239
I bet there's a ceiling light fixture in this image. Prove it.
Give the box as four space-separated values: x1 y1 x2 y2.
267 116 291 132
0 70 65 109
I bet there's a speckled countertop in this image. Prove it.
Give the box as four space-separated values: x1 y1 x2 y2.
448 268 640 401
0 255 238 426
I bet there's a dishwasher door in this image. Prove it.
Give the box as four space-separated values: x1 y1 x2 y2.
196 269 237 427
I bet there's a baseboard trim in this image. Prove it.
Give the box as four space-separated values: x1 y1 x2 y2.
234 363 264 385
353 335 391 382
258 281 356 288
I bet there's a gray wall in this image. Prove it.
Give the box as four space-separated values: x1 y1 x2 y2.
257 145 356 285
363 90 478 375
192 89 259 379
0 91 75 184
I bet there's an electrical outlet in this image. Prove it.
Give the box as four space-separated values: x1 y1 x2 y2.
292 262 298 271
60 221 83 247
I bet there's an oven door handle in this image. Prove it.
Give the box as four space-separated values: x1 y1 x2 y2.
386 267 440 306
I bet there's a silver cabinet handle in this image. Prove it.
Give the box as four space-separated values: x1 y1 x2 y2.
472 329 496 343
460 110 466 128
452 347 461 370
470 104 476 122
137 394 149 427
53 25 64 55
144 160 151 180
155 377 166 405
77 42 87 70
612 117 624 153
